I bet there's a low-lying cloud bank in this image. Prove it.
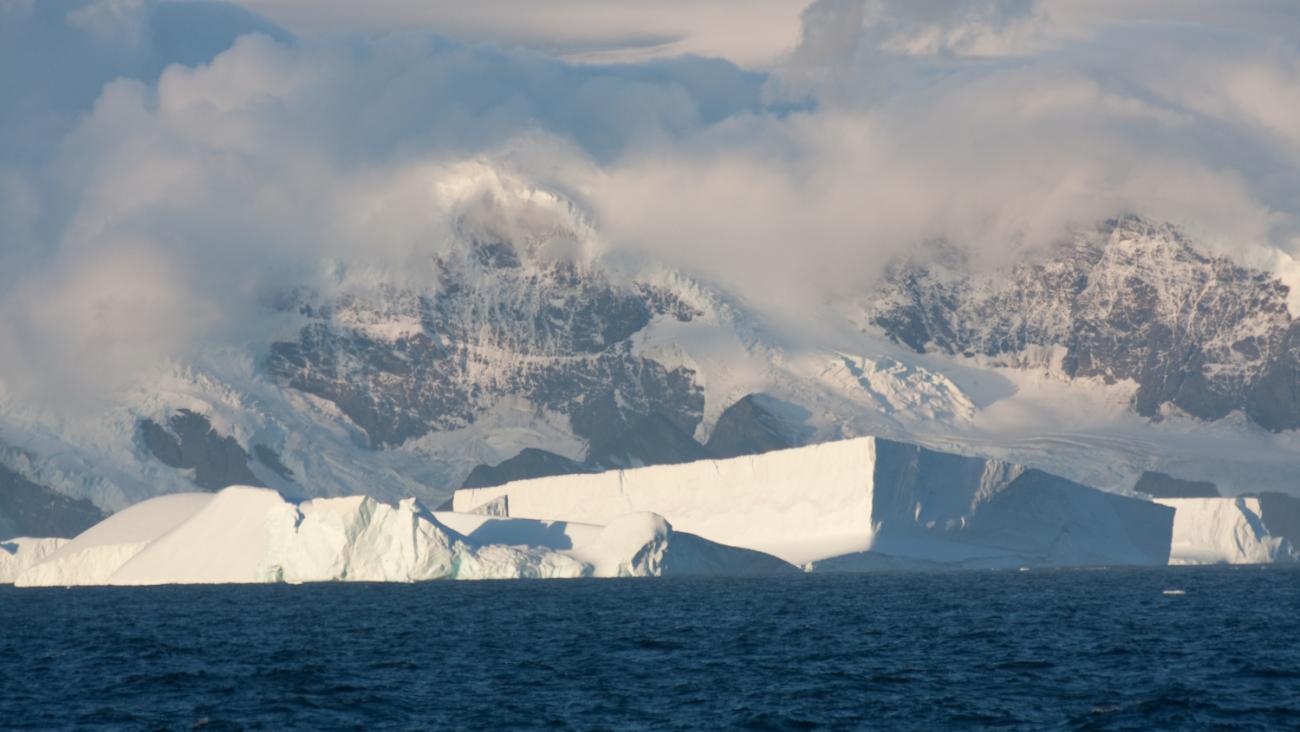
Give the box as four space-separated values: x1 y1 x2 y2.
2 0 1300 403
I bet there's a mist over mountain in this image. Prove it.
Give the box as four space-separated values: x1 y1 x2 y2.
3 0 1300 524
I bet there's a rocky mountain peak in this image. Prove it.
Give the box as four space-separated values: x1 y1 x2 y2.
265 236 706 450
867 217 1300 431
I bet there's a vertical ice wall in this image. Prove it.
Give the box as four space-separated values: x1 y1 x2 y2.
456 437 881 564
455 436 1174 567
0 538 68 583
1156 497 1297 564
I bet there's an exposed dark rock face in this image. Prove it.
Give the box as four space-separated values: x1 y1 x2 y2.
0 463 104 539
705 394 801 459
254 444 294 481
586 413 708 469
138 410 261 490
461 448 595 489
869 217 1300 431
459 393 810 488
266 242 704 449
1133 471 1219 498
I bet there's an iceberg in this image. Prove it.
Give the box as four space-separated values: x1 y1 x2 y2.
454 436 1175 568
12 486 792 586
18 493 216 586
0 537 68 583
35 436 1300 581
1156 497 1298 565
434 510 794 578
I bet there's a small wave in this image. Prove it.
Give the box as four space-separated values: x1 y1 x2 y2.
995 660 1053 671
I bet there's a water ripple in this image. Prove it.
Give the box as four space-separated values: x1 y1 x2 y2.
1 566 1298 730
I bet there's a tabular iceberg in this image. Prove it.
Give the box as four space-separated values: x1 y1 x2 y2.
11 487 791 586
454 436 1176 568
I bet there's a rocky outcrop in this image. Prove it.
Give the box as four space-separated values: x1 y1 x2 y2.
460 393 808 487
586 413 708 469
0 463 104 539
138 410 261 490
868 216 1300 431
704 394 801 459
461 448 595 489
1134 471 1219 498
266 240 704 449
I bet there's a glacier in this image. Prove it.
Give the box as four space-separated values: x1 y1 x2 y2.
12 486 792 586
455 436 1176 569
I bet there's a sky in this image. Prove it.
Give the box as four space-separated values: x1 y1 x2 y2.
3 0 1300 404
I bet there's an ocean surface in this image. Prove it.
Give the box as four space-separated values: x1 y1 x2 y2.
2 566 1298 731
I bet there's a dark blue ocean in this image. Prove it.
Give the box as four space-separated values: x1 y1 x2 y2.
2 567 1298 731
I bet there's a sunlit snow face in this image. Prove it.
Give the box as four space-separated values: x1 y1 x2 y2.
2 0 1300 400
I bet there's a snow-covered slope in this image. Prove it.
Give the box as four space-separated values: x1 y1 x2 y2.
2 195 1300 521
454 436 1174 568
1156 497 1298 564
12 487 791 586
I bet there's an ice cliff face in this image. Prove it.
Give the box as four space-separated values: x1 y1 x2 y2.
1157 497 1299 564
11 486 791 586
0 537 67 583
454 436 1175 569
867 217 1300 431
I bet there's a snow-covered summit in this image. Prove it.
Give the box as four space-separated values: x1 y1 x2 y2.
867 216 1300 432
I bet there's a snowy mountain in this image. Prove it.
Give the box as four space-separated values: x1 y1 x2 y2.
867 216 1300 432
265 240 705 451
1 181 1299 529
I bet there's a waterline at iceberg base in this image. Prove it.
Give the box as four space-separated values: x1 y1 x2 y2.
8 435 1299 586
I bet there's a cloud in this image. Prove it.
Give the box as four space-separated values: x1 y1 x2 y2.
231 0 805 67
0 3 766 404
3 0 1300 403
0 0 286 164
594 0 1300 306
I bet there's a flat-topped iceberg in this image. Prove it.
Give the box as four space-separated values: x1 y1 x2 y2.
455 436 1176 568
12 487 792 586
